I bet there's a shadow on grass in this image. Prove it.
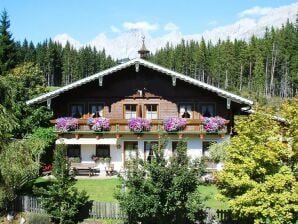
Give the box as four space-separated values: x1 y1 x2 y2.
17 177 54 196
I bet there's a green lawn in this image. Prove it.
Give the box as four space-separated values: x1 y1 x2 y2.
75 179 120 202
20 178 228 209
198 185 228 210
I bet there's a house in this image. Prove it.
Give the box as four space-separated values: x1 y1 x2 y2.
26 42 253 173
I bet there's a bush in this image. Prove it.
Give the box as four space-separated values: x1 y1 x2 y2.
27 212 50 224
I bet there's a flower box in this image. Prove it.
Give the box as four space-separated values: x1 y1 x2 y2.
55 117 78 132
128 118 151 133
202 116 226 133
163 117 187 132
87 117 110 131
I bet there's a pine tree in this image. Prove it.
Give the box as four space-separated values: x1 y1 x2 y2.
0 10 16 75
34 144 89 224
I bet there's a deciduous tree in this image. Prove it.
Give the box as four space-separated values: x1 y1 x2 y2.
216 108 298 223
116 138 206 224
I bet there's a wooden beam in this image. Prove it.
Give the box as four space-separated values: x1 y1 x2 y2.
98 76 103 86
135 62 140 72
226 98 231 110
47 98 51 109
172 76 176 86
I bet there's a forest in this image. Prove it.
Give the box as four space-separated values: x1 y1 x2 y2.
150 18 298 101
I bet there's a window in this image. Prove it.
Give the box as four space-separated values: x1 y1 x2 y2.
70 104 84 118
125 104 137 119
200 103 215 117
145 104 158 119
202 141 216 157
144 141 158 162
124 141 138 163
172 141 178 153
67 145 81 157
89 103 104 117
179 104 193 119
96 145 110 157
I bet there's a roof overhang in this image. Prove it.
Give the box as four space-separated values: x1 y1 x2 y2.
56 138 118 145
26 58 253 106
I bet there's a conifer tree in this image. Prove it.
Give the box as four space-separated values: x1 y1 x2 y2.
34 144 89 224
0 10 16 75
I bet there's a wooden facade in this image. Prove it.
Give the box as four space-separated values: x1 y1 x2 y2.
51 65 245 123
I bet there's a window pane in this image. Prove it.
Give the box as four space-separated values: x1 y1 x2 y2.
96 145 110 157
125 105 137 119
146 105 158 119
70 104 84 118
67 145 81 157
144 141 158 162
172 141 178 153
201 104 215 117
202 141 216 156
90 104 103 117
179 104 192 118
125 142 138 161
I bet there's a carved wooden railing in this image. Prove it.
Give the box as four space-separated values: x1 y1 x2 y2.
50 118 229 137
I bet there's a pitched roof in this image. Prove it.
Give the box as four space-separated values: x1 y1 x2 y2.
26 58 253 106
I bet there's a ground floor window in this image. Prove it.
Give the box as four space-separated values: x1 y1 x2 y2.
96 144 110 158
67 145 81 157
144 141 158 162
172 141 179 153
202 141 216 157
124 141 138 165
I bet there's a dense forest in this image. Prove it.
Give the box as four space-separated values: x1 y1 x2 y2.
150 17 298 100
0 10 297 101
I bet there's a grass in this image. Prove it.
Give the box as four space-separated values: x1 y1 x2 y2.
75 179 121 202
198 184 228 210
20 177 228 209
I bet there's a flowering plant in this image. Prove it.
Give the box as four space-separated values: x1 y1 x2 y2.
202 116 226 132
55 117 78 132
88 117 110 131
163 117 187 132
128 118 151 132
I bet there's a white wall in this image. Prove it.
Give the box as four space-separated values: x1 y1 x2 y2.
110 144 122 171
78 134 230 171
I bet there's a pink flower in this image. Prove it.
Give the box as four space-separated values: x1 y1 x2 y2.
163 117 187 132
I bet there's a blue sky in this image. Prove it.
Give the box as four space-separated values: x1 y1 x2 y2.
1 0 297 44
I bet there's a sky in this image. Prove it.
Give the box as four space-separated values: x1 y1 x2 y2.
1 0 298 58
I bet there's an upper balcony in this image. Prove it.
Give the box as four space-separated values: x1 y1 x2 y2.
50 117 229 138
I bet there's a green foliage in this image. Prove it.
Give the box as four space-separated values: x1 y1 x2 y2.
216 107 298 223
34 144 90 224
281 97 298 179
0 139 39 211
4 62 53 137
208 141 229 163
0 9 16 75
150 17 298 99
116 138 206 224
26 212 50 224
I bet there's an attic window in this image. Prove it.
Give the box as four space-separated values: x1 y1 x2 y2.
70 104 84 118
200 103 215 117
124 104 137 119
179 104 193 119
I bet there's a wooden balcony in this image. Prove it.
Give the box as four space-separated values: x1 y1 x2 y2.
50 119 229 137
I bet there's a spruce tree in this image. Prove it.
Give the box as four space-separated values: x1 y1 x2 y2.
34 144 89 224
0 9 16 75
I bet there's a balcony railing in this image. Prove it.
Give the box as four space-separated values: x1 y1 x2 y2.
50 118 229 136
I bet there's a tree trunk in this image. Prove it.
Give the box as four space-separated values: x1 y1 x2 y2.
270 43 277 96
239 64 243 91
